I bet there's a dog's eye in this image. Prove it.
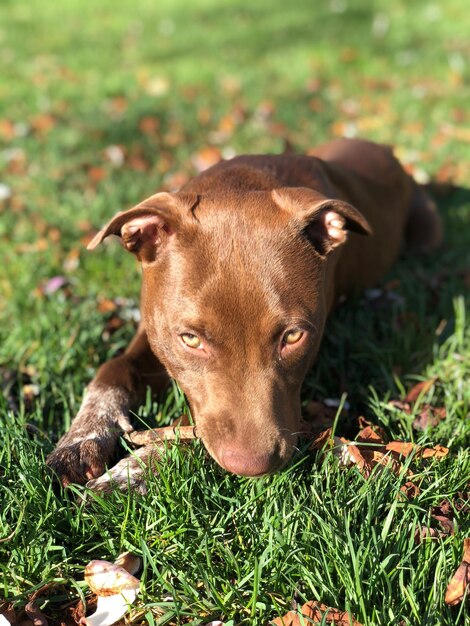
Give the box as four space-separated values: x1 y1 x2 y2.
180 333 203 349
283 329 304 345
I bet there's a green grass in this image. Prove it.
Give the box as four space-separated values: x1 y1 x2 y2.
0 0 469 624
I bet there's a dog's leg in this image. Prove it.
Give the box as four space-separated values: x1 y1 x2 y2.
85 443 162 494
46 326 169 486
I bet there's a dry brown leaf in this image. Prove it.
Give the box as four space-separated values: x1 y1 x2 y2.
356 448 404 478
385 442 415 457
271 601 362 625
357 417 388 443
414 526 448 543
84 560 139 596
138 116 159 135
87 166 107 183
97 298 117 314
390 379 446 432
126 148 149 171
445 538 470 605
0 119 15 141
385 441 449 459
421 444 449 458
84 553 141 626
192 147 222 173
308 427 334 451
310 431 405 477
270 611 298 626
431 500 455 535
412 405 447 430
356 425 386 446
404 378 437 403
24 601 48 626
30 113 56 134
340 440 365 467
400 481 421 499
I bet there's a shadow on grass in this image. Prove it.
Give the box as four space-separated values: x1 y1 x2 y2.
301 183 470 423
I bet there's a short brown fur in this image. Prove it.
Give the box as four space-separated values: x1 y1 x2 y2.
47 138 441 484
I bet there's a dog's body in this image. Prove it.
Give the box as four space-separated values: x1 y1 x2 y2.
47 138 441 487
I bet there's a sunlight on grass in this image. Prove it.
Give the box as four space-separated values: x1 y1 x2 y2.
0 0 469 624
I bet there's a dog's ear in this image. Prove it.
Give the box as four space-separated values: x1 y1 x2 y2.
272 187 372 256
87 192 199 263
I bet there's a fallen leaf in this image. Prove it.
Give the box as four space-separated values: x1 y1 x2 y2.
385 441 449 459
412 405 446 430
87 166 107 184
84 553 141 626
138 116 159 135
126 148 149 171
101 316 125 340
25 600 48 626
357 417 388 442
384 442 415 457
63 249 80 272
170 414 191 427
444 538 470 606
271 601 362 625
349 445 404 478
400 481 421 499
421 444 449 458
30 113 56 135
404 378 438 403
0 119 15 141
97 298 117 314
308 427 335 451
388 399 411 413
414 526 448 543
431 500 455 535
191 146 222 173
84 559 140 596
356 425 386 446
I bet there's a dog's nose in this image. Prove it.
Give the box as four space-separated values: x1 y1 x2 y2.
218 447 279 476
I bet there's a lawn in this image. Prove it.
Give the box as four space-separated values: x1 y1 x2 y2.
0 0 469 624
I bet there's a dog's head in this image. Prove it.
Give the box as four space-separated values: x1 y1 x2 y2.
89 187 370 476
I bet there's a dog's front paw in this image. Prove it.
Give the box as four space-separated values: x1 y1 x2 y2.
46 435 118 487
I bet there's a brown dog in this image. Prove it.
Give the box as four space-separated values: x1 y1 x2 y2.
46 138 441 488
